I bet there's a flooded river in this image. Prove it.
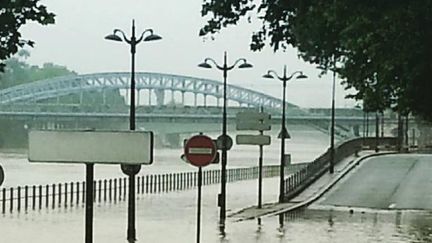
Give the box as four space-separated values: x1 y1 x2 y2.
4 126 425 242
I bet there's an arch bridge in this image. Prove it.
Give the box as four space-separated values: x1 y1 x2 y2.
0 73 373 147
0 72 300 112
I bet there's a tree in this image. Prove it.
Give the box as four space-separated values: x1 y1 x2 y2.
201 0 432 120
0 53 76 89
0 53 126 107
0 0 55 71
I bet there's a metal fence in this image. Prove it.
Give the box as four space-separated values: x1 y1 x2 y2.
1 165 280 214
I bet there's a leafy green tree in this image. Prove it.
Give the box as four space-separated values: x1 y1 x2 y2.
201 0 432 120
0 0 55 71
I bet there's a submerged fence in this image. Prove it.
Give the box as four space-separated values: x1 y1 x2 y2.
1 165 280 214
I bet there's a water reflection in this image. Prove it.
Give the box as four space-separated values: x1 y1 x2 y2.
328 211 334 228
218 223 226 238
404 212 432 242
278 214 284 228
270 209 432 243
254 218 262 242
273 214 285 242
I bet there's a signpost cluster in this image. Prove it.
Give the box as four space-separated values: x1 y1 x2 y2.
235 110 271 208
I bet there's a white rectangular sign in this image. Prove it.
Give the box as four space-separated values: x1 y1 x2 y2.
28 130 153 165
236 111 271 122
188 148 213 154
236 135 271 146
236 122 271 131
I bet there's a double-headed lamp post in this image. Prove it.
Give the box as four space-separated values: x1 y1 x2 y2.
198 51 252 229
105 19 161 242
263 65 307 203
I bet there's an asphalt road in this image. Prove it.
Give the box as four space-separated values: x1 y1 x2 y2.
319 154 432 210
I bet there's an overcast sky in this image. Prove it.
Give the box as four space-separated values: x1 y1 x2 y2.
20 0 357 108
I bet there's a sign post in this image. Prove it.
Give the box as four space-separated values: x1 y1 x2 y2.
28 130 153 243
236 109 271 208
183 134 217 243
85 163 94 243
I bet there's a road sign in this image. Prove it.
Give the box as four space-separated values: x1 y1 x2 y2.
28 130 154 165
181 152 219 164
0 165 4 186
236 111 271 131
121 164 142 176
184 135 217 167
278 127 291 139
216 134 233 150
236 135 271 146
236 111 271 121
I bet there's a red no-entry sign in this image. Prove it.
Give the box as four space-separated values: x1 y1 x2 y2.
184 135 217 167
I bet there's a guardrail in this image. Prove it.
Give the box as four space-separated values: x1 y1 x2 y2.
282 137 399 201
0 165 280 214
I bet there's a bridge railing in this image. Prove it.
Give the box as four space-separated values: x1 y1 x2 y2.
282 137 399 201
0 165 280 214
0 103 288 117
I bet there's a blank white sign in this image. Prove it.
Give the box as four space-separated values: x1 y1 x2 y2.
236 134 271 146
28 130 153 164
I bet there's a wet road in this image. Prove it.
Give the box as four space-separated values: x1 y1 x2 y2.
317 154 432 210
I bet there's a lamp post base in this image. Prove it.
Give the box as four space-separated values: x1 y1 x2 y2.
121 164 141 242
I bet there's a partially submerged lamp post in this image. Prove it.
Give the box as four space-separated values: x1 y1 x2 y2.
105 19 161 242
263 65 307 202
198 51 252 230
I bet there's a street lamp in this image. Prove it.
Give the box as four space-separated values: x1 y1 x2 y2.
198 51 252 230
105 19 161 242
263 65 307 203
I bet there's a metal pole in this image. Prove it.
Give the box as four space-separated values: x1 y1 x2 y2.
127 172 136 242
258 106 263 208
125 19 141 243
363 111 366 138
366 112 369 137
329 67 336 174
375 112 379 152
397 112 402 152
258 143 263 207
130 20 136 131
85 163 94 243
279 66 287 203
196 167 202 243
412 128 416 147
405 115 409 147
219 51 228 228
